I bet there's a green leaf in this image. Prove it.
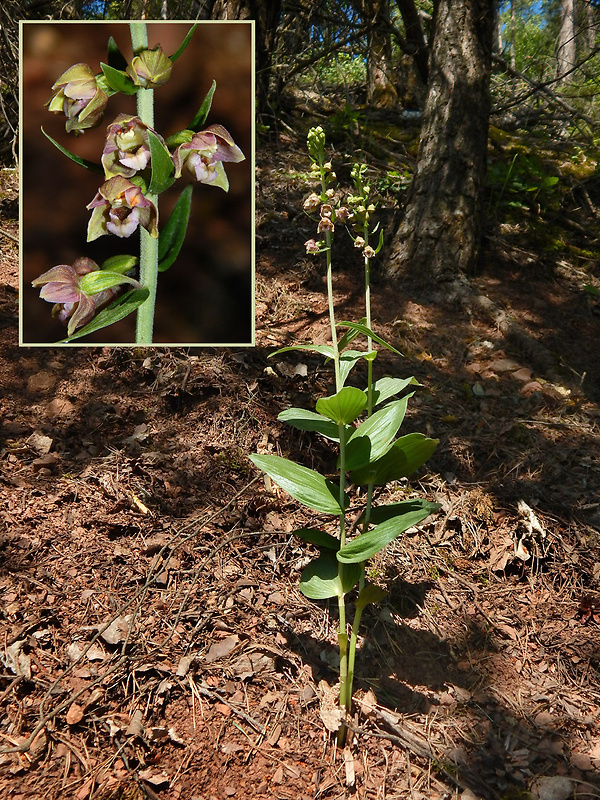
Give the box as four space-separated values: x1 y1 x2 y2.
169 24 197 62
364 499 440 526
316 387 367 425
249 453 348 515
337 321 403 356
337 502 438 563
59 288 149 343
148 130 176 194
350 434 438 486
107 36 128 71
371 376 419 406
269 344 336 359
278 408 342 441
100 62 138 95
158 185 193 272
343 397 411 471
355 583 388 612
338 317 366 351
78 271 140 295
300 551 361 599
294 528 340 550
339 349 376 386
41 127 103 173
100 254 138 274
190 80 217 131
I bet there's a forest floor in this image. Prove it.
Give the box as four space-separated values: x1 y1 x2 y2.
1 119 600 800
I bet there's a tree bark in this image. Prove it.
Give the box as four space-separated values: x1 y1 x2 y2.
557 0 577 82
364 0 397 107
386 0 494 289
209 0 281 118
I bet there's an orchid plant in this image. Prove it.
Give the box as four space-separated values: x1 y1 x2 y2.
251 127 439 743
31 22 245 344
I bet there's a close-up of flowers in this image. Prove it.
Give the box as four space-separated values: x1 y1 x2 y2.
25 21 250 345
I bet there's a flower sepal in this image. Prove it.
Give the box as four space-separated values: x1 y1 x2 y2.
78 271 141 295
165 129 195 148
100 254 139 274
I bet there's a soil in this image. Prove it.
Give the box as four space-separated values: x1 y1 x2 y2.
2 127 600 800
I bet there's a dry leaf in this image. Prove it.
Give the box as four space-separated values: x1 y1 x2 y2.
126 709 144 738
205 635 239 663
66 703 85 725
2 640 32 679
344 747 355 787
101 615 133 645
318 680 344 733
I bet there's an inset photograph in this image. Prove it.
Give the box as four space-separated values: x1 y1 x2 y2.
20 21 253 346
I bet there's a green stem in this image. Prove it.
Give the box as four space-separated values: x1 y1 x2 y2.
130 22 159 345
346 602 365 716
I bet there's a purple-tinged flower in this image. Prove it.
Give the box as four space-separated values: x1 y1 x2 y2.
126 46 172 89
102 114 153 178
172 125 245 192
303 193 321 213
305 239 321 254
336 206 350 223
317 217 334 234
31 258 118 336
47 63 108 134
320 204 333 219
87 177 158 241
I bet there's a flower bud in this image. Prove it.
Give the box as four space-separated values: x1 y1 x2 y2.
47 63 108 134
87 176 158 241
126 45 172 89
325 189 335 198
307 126 326 162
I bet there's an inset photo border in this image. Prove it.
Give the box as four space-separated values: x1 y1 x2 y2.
20 20 254 346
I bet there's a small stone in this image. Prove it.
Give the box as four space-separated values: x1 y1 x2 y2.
46 397 75 417
27 370 57 394
570 752 594 772
32 453 58 472
521 380 544 396
531 776 574 800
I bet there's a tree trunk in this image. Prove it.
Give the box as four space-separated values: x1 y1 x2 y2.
557 0 577 82
209 0 281 118
364 0 397 107
386 0 494 289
